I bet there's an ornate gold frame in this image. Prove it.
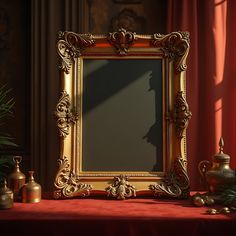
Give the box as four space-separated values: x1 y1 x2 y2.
54 29 191 199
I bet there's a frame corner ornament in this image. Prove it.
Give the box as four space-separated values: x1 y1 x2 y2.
54 156 92 199
174 91 192 138
149 157 190 198
152 31 190 73
57 31 95 73
54 91 78 138
106 174 136 199
108 28 136 55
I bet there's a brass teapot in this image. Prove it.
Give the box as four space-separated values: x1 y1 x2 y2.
198 138 236 193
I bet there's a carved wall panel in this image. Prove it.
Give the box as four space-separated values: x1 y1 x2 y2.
86 0 167 34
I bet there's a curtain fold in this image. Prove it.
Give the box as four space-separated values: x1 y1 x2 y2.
167 0 236 190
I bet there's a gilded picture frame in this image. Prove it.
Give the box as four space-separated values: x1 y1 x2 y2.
54 29 191 199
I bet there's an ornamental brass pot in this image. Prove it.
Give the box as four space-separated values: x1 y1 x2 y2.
8 156 25 201
21 171 41 203
0 179 13 209
198 138 235 193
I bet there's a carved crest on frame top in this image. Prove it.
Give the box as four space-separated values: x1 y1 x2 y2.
56 29 190 74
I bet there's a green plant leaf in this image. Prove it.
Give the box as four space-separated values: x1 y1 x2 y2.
0 155 14 163
0 84 17 182
0 84 15 121
0 135 18 147
217 185 236 205
0 155 14 183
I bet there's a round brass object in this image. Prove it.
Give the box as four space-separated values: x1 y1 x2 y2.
204 196 215 206
0 179 13 209
21 171 41 203
220 207 230 214
206 208 218 215
192 195 205 207
198 138 235 193
8 156 25 201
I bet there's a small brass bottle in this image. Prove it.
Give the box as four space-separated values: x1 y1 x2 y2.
8 156 26 201
0 179 13 209
22 171 41 203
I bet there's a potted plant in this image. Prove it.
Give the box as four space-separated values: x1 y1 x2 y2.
0 84 17 184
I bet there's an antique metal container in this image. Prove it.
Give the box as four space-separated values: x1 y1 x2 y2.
199 138 235 193
8 156 26 201
0 179 13 209
22 171 41 203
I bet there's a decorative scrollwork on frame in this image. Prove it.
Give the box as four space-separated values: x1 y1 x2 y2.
174 91 192 139
54 156 92 199
106 175 136 199
149 157 190 198
108 28 136 55
54 29 191 200
57 31 95 73
152 31 190 73
54 91 78 138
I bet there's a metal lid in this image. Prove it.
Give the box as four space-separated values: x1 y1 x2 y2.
213 137 230 162
0 179 13 195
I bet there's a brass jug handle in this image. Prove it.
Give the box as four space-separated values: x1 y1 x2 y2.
198 160 211 178
13 156 22 165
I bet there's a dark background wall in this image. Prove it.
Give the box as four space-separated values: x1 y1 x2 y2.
0 0 30 168
0 0 167 191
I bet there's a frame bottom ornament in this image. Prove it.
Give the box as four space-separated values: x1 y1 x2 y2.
106 175 136 200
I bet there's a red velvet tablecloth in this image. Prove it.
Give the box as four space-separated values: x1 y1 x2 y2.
0 196 236 236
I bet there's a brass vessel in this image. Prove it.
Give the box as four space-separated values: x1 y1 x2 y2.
0 179 13 209
8 156 26 201
22 171 41 203
198 138 235 193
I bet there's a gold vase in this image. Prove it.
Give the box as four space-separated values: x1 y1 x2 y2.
8 156 26 201
22 171 41 203
0 179 13 209
198 138 235 193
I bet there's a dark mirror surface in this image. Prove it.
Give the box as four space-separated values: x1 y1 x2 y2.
82 59 163 172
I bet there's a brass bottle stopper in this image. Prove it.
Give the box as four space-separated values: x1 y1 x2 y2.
22 171 41 203
219 137 224 153
8 156 26 201
0 179 14 209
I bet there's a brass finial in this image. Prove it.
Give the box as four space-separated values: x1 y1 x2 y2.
4 178 7 187
28 171 35 181
219 137 224 153
13 156 22 168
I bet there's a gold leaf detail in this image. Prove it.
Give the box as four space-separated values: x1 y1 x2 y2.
106 174 136 200
149 157 190 198
174 91 192 138
57 31 95 73
54 156 92 198
152 31 190 73
54 91 78 138
108 28 136 55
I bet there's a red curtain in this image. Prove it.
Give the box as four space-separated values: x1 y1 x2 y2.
167 0 236 190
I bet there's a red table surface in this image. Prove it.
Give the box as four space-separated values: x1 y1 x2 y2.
0 194 236 236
